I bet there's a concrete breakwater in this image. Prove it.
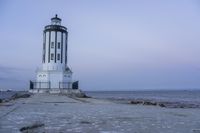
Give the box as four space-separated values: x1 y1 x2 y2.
0 93 200 133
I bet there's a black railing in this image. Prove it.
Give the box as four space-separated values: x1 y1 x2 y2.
72 81 79 90
59 82 72 89
30 81 51 89
45 25 67 31
30 81 78 89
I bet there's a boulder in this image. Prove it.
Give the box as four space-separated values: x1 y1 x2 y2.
20 122 44 133
143 101 157 106
129 100 143 104
158 103 166 107
11 93 31 100
60 89 91 98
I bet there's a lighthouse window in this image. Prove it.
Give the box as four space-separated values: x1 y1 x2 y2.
51 53 54 60
43 55 45 62
58 42 60 49
57 54 60 60
51 42 54 48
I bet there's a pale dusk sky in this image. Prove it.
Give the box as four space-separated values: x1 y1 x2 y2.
0 0 200 90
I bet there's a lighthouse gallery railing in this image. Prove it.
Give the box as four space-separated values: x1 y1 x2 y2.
30 81 74 89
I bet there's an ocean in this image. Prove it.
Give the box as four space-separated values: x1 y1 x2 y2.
85 90 200 103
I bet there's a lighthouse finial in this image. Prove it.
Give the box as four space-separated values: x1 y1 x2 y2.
55 14 58 18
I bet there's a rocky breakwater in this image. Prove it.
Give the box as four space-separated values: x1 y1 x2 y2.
59 89 91 98
128 99 200 108
106 98 200 109
0 91 32 103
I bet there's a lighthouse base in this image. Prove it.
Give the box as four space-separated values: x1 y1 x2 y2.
30 67 75 91
28 88 87 98
29 88 81 94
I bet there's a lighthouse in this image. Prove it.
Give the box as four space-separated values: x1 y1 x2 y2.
30 15 77 93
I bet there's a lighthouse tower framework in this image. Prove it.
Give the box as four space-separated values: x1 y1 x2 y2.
30 15 77 93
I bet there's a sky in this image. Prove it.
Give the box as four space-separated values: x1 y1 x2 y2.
0 0 200 91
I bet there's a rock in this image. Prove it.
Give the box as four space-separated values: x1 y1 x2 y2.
11 93 31 100
80 121 91 124
143 101 157 106
129 100 157 106
77 93 91 98
72 92 90 98
128 98 200 109
75 90 91 98
129 100 143 104
62 89 91 98
0 99 2 103
20 122 44 133
179 105 185 108
6 89 12 92
158 103 166 107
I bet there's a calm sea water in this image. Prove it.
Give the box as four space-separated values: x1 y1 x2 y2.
85 90 200 103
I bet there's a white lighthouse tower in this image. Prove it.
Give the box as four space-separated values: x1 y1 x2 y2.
30 15 77 93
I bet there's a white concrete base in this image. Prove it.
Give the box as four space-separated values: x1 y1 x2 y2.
36 68 73 89
29 89 84 96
